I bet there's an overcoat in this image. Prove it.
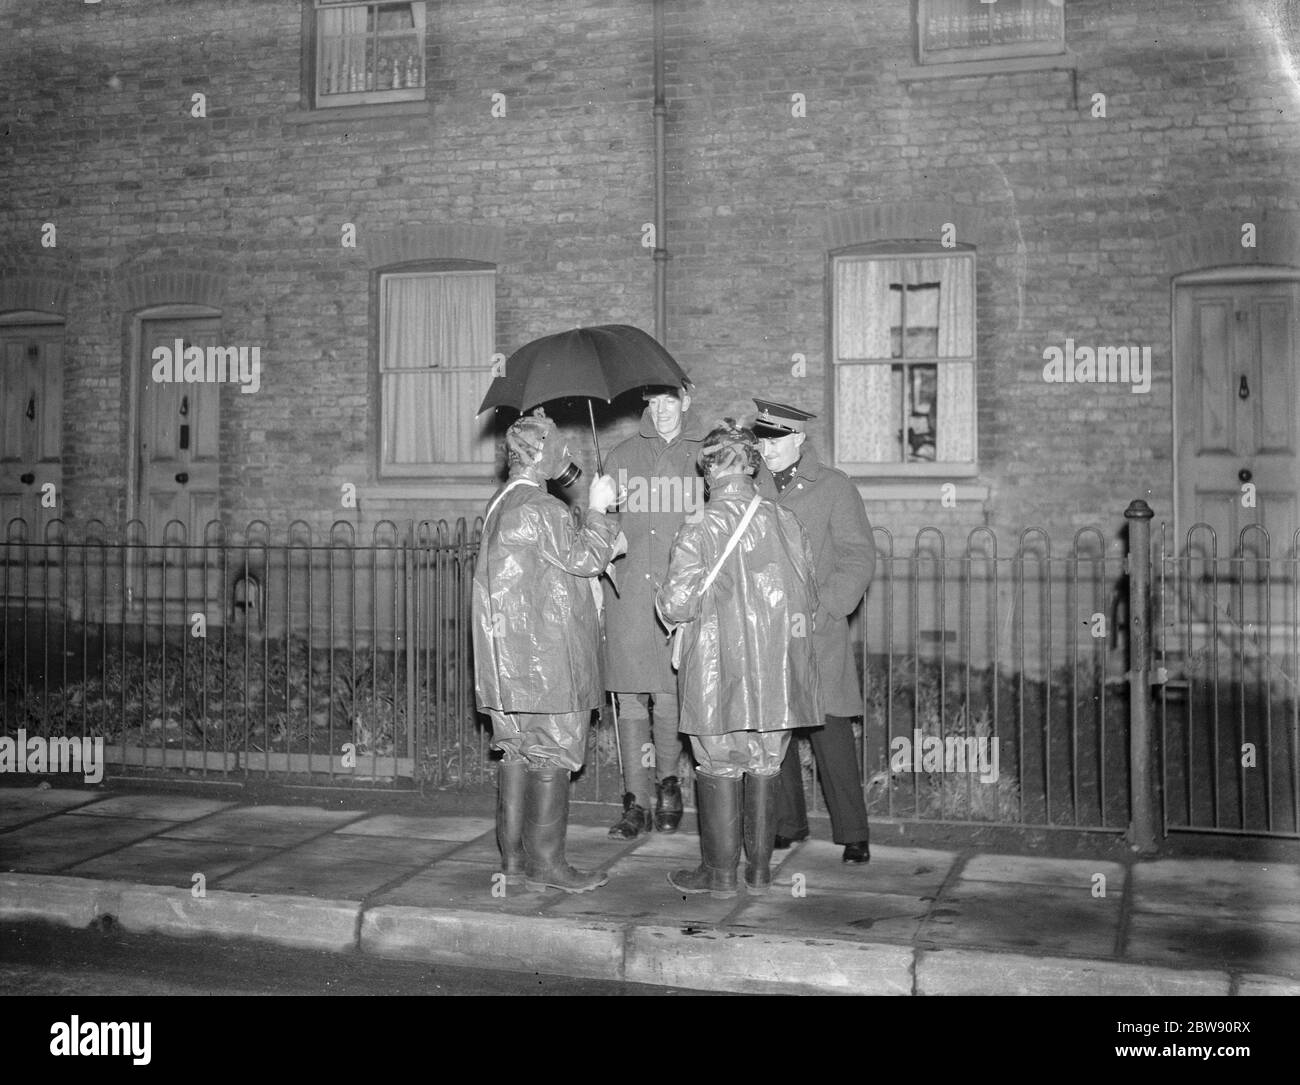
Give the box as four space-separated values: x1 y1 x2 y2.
655 474 820 737
601 407 707 693
472 478 619 714
755 441 875 717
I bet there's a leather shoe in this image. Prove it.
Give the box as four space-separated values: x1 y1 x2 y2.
773 829 809 850
841 840 871 864
608 793 651 839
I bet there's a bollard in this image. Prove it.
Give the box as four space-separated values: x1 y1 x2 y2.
1124 499 1159 854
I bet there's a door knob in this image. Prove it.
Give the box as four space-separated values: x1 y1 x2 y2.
1239 374 1250 399
175 472 189 484
19 472 34 485
1238 468 1253 483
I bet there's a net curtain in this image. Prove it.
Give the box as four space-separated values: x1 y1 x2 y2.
383 274 493 465
835 256 975 464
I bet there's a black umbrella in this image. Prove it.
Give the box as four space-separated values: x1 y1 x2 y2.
478 324 690 471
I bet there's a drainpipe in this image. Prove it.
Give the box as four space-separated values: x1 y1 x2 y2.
653 0 668 344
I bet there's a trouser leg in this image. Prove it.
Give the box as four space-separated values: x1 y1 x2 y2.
615 694 653 808
809 715 871 845
772 732 810 840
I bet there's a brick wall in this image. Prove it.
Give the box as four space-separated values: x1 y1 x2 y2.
1 0 1296 552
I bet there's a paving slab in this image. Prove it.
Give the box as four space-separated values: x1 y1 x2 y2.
731 887 930 944
1130 859 1300 923
919 881 1121 957
369 858 555 912
360 905 626 979
959 853 1126 892
916 948 1230 996
772 842 956 896
214 839 416 899
0 815 174 872
625 924 914 995
543 855 739 924
0 787 103 829
159 805 364 845
300 833 462 867
65 838 277 885
63 794 234 821
336 814 487 841
1126 911 1300 978
625 831 709 859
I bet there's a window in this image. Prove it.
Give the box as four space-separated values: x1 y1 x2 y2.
378 270 496 476
917 0 1065 65
312 1 426 108
831 250 976 475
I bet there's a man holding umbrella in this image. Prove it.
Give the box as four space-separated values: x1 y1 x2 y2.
472 410 621 893
602 382 706 839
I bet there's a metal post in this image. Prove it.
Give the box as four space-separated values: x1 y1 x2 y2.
1125 499 1159 853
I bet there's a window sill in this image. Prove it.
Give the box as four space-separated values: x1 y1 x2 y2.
853 481 989 504
284 101 430 125
900 52 1077 82
367 480 498 503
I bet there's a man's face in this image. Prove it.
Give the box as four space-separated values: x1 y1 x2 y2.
646 391 689 441
758 431 805 473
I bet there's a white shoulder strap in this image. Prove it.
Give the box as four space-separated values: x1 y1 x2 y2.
699 493 762 593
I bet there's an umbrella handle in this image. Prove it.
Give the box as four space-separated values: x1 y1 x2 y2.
587 400 604 475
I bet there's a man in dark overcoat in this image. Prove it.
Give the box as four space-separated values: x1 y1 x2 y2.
752 398 876 863
602 384 706 838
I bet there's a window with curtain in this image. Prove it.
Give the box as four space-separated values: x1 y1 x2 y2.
379 270 496 476
832 250 977 475
916 0 1065 65
314 1 426 108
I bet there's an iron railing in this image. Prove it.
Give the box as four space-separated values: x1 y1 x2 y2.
4 501 1299 843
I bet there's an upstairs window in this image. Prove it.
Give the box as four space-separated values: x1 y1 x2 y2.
917 0 1065 65
831 250 977 476
378 269 497 477
313 1 426 108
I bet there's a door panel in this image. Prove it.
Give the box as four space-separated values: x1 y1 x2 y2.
0 328 64 547
1176 281 1300 558
138 319 221 545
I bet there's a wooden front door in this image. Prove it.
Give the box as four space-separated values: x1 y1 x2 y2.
0 324 64 542
1175 280 1300 557
138 318 221 545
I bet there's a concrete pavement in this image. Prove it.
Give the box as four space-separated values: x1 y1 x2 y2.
1 784 1298 996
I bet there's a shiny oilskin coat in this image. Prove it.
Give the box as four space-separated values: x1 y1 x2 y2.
755 441 876 717
602 407 707 693
655 473 820 737
472 479 619 715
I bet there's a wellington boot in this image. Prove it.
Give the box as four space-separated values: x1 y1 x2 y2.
523 766 609 893
496 759 528 885
743 771 779 891
667 772 741 899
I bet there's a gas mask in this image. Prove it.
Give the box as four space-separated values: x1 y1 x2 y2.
506 410 583 487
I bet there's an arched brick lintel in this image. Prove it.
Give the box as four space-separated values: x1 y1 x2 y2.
364 223 507 268
118 265 232 312
825 202 990 251
1162 211 1300 274
0 270 70 316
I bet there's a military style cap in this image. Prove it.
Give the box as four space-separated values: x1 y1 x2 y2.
751 398 816 438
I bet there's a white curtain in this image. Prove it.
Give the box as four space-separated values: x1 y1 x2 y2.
835 260 896 463
319 4 368 95
835 255 975 464
384 274 494 465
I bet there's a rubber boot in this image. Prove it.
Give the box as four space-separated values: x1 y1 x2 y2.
523 765 609 893
496 759 527 885
667 772 741 899
654 775 683 833
743 771 779 891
